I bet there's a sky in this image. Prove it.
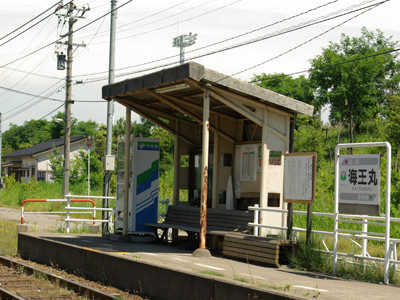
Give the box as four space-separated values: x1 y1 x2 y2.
0 0 399 131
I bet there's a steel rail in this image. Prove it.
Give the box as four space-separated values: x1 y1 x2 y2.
0 256 119 300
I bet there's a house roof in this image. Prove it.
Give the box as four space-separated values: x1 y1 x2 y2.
3 135 87 159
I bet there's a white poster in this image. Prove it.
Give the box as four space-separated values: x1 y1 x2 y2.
284 154 315 202
240 144 258 181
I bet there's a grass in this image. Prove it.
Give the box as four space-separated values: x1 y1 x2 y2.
290 237 400 285
0 219 18 256
198 270 225 277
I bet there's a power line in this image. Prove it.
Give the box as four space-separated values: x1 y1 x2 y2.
250 48 400 84
0 66 62 80
227 1 386 80
0 0 134 68
0 1 65 42
90 0 241 45
39 103 66 120
76 0 192 41
81 0 387 83
0 2 69 48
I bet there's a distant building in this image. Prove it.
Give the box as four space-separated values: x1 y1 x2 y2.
2 135 88 183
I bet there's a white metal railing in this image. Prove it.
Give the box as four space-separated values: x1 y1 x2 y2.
249 204 400 280
65 194 115 233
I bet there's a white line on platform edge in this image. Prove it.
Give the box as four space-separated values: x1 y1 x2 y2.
194 263 225 270
237 273 266 280
170 257 190 262
293 285 328 292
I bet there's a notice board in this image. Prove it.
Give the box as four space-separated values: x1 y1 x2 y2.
283 152 316 203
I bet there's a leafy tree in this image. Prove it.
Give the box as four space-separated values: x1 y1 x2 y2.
386 95 400 171
3 119 51 152
252 73 317 129
151 127 174 174
48 148 64 183
70 149 103 188
309 27 400 143
252 73 317 109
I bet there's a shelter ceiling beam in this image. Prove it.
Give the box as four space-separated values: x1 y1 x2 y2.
149 91 235 143
209 89 263 126
148 91 204 124
173 95 237 122
114 97 196 146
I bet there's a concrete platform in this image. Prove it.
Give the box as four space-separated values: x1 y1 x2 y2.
18 232 400 300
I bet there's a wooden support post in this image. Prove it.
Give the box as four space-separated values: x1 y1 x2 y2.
199 88 210 249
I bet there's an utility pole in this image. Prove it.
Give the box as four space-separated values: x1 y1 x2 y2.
57 1 89 198
172 32 197 64
102 0 117 235
62 1 74 198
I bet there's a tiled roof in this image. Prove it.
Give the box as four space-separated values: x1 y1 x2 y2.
3 135 87 158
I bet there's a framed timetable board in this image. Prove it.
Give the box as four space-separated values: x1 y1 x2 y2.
283 152 317 203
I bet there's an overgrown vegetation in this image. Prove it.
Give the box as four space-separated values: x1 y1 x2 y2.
0 219 18 256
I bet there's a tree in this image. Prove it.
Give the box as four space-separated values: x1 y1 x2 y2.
3 119 51 152
309 27 400 143
252 73 317 109
386 95 400 171
252 72 318 129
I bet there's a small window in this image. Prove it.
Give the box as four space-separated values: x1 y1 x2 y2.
220 153 232 167
268 193 280 207
219 191 226 204
180 155 189 167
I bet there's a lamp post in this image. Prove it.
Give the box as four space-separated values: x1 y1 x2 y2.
172 32 197 65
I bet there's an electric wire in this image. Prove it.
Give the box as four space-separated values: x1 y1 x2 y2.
226 1 385 80
250 47 400 84
0 1 66 42
0 0 134 68
90 0 241 45
0 2 69 48
81 0 387 83
76 0 192 41
39 103 66 120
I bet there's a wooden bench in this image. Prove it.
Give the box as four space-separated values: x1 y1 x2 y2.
222 233 297 268
144 205 254 247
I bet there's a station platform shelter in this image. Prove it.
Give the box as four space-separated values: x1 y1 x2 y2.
102 62 314 239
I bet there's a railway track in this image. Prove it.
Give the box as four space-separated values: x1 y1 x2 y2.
0 256 119 300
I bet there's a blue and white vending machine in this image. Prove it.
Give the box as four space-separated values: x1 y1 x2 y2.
129 137 160 234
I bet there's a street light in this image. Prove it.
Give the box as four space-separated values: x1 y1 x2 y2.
172 32 197 65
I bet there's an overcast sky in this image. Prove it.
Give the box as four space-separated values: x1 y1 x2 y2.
0 0 399 131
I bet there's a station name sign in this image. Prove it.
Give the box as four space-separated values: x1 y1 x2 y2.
339 154 380 206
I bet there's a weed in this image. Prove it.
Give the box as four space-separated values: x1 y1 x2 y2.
234 276 248 283
198 270 224 277
0 219 18 256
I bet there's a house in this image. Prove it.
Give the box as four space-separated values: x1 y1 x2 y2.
2 135 88 183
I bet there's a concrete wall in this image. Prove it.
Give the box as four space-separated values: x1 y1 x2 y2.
18 233 294 300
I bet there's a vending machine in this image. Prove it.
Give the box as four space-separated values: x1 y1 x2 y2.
114 137 160 234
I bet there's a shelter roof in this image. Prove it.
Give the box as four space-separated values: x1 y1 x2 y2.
102 62 313 144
